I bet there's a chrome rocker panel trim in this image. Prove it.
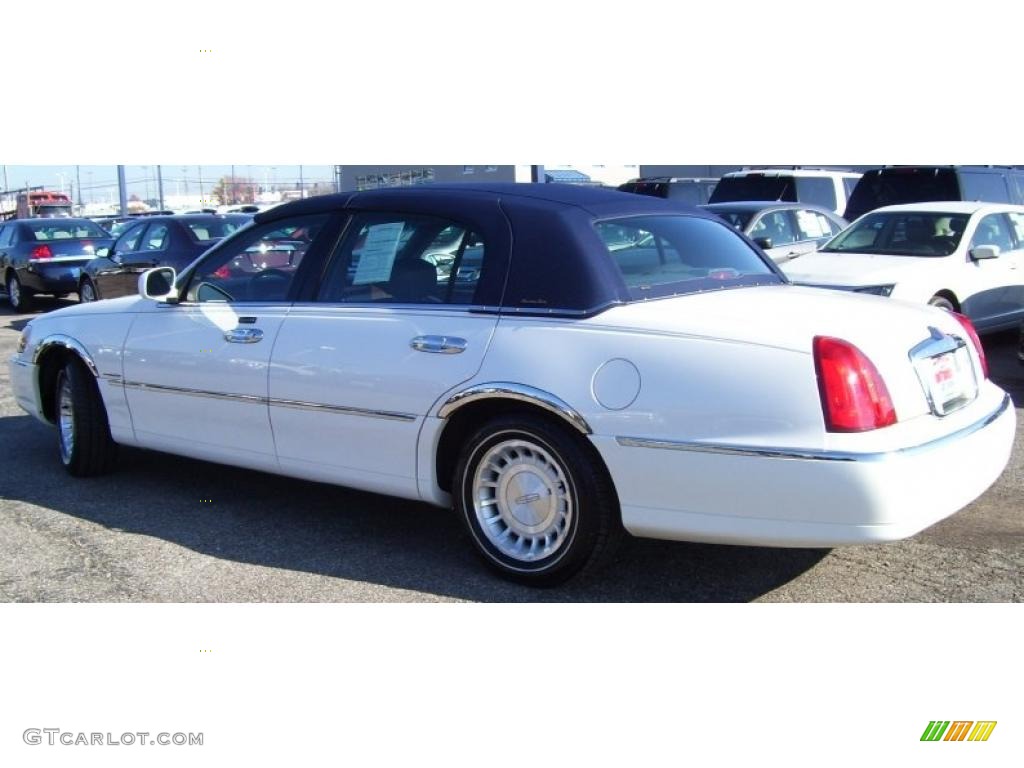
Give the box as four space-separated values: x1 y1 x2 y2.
437 382 592 435
616 394 1012 463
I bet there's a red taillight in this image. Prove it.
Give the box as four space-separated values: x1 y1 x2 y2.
213 266 231 279
813 336 897 432
952 312 988 380
31 245 52 259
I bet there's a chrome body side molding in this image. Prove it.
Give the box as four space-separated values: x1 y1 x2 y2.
117 380 417 422
616 394 1012 463
438 382 592 435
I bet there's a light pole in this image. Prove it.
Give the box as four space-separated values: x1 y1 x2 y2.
75 166 82 212
56 172 68 195
299 165 304 198
197 165 204 206
157 166 164 211
117 165 128 216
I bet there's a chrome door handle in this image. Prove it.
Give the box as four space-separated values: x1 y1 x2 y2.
225 328 264 344
410 335 467 354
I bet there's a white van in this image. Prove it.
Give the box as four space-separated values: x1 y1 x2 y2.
709 168 861 216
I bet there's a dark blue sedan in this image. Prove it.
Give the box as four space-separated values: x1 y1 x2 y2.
78 214 251 302
0 218 114 311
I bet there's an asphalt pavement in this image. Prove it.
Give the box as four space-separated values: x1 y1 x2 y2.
1 298 1021 602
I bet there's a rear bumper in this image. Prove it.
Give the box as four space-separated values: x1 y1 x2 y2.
593 392 1016 547
21 260 90 293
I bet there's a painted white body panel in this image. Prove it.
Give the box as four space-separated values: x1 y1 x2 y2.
9 278 1016 550
267 304 498 499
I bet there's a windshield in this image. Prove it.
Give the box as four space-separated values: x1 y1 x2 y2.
595 215 780 300
25 220 109 240
820 211 969 257
709 176 796 204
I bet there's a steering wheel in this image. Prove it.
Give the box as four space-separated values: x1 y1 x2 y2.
247 268 291 300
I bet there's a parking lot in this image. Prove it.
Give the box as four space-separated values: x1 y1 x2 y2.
1 298 1021 602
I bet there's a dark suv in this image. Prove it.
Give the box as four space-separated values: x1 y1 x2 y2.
844 166 1024 221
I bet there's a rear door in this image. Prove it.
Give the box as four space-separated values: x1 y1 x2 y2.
749 209 802 263
94 221 148 299
268 208 507 499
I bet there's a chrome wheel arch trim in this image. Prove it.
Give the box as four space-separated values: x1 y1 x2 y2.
31 334 100 378
438 382 592 435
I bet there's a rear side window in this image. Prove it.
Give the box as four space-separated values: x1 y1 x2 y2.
1008 173 1024 205
959 172 1010 203
795 178 837 211
594 215 780 299
709 176 796 203
618 182 668 198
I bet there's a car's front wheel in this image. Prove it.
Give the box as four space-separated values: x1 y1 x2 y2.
454 414 621 585
55 359 118 476
78 277 98 303
6 272 33 312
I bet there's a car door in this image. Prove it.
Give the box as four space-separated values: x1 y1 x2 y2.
94 221 147 299
121 212 335 470
268 209 507 499
748 210 802 263
961 212 1021 328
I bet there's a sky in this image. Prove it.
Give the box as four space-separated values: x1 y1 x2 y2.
0 165 337 204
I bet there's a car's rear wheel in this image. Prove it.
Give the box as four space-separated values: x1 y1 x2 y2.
7 272 33 312
55 359 118 476
928 295 955 312
78 278 98 303
454 414 621 585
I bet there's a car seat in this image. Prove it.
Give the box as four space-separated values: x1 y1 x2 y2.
387 259 438 302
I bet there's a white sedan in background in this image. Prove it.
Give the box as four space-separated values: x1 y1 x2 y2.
7 185 1017 585
783 202 1024 332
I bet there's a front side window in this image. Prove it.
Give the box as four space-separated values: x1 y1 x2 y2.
184 214 330 303
750 210 797 246
821 211 969 257
970 213 1015 253
113 222 147 255
594 215 779 300
317 213 485 305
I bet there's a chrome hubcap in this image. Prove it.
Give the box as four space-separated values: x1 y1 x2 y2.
80 282 94 302
472 438 573 562
9 278 20 306
58 375 74 464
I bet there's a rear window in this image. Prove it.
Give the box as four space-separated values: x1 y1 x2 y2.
25 221 109 240
795 177 837 211
959 171 1009 202
595 215 780 300
185 217 249 241
709 175 796 204
845 168 959 220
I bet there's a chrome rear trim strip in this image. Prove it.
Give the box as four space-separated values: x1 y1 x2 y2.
616 394 1011 463
119 380 416 422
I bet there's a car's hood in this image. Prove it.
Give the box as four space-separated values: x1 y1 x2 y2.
781 251 939 286
30 295 147 323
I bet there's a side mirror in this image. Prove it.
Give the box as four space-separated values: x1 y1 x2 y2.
753 237 774 250
139 266 178 301
970 245 1000 260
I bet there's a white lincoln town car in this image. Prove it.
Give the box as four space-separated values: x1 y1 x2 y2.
8 184 1016 584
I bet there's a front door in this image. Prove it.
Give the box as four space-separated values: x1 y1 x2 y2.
121 213 335 469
